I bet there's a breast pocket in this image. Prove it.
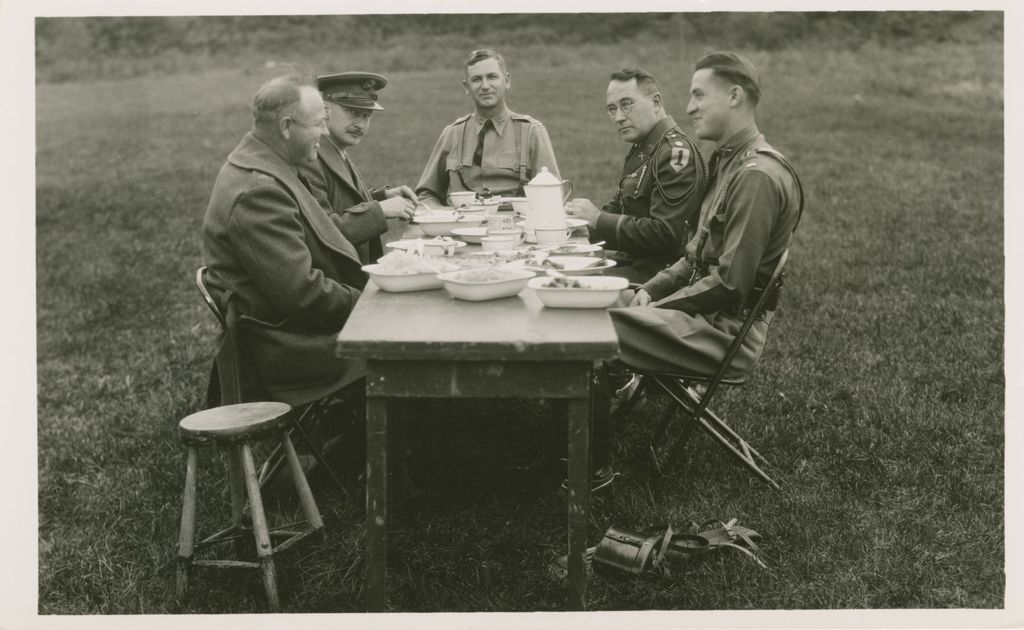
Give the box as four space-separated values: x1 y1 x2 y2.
622 165 652 201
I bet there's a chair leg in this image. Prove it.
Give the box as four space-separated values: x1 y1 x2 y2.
281 432 324 530
239 443 280 611
176 447 199 601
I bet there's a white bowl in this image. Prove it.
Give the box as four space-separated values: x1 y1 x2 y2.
362 264 445 292
528 275 630 308
451 226 488 243
505 197 531 216
436 268 536 301
449 191 477 208
415 214 485 236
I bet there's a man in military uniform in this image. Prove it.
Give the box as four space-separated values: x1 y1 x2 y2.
203 72 367 406
415 49 560 207
304 71 418 264
610 52 804 379
565 68 707 284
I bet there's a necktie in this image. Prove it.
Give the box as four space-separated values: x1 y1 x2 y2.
472 119 493 167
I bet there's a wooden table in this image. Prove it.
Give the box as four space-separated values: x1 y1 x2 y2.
336 237 619 610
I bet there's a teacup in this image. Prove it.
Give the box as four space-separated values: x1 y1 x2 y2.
422 240 459 256
449 191 477 208
480 233 525 251
534 226 573 245
508 198 531 216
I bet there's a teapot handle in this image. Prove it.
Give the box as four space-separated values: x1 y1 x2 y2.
561 180 574 203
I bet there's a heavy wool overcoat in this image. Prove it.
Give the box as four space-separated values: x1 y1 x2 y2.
202 131 367 405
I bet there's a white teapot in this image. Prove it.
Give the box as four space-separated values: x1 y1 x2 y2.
524 167 574 231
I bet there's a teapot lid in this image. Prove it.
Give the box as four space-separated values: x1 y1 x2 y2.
527 166 561 186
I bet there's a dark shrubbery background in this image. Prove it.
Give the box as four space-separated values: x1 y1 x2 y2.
36 12 1003 83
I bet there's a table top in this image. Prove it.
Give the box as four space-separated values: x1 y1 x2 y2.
337 221 620 362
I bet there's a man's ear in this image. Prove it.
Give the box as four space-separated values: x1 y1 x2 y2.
462 79 469 95
728 85 744 108
651 92 663 110
505 73 512 91
279 117 292 140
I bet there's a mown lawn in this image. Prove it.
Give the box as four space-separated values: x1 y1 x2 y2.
35 37 1003 613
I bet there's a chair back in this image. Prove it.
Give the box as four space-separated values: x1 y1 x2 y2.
194 267 226 328
699 250 789 404
194 267 268 406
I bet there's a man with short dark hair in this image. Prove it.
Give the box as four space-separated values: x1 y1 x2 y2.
203 71 367 406
565 67 707 283
610 51 803 378
415 49 560 206
303 71 419 264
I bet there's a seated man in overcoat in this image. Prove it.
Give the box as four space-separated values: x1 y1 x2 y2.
303 71 418 265
202 71 367 407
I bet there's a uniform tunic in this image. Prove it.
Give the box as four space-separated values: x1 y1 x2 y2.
303 137 392 265
203 131 367 406
592 116 708 283
609 125 802 378
415 107 560 206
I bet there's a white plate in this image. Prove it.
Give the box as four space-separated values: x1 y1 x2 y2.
540 242 604 256
528 275 630 308
512 256 616 275
451 226 488 243
385 239 467 256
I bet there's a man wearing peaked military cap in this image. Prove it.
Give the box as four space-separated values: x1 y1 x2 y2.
302 71 420 264
415 49 561 207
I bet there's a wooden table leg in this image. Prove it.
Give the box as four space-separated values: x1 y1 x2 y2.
366 396 388 612
566 394 591 611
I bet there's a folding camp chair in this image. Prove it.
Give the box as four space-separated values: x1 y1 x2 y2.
618 250 790 490
194 267 349 495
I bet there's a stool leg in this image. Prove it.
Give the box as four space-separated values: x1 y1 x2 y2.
281 432 324 530
239 442 280 612
227 446 251 557
176 447 199 601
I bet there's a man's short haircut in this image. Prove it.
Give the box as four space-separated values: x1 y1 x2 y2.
609 68 660 97
464 49 508 75
253 70 316 127
695 52 762 106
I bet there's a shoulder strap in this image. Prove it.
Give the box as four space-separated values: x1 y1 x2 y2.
754 146 804 231
514 119 531 189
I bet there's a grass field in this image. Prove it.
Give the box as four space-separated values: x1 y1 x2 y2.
35 32 1004 614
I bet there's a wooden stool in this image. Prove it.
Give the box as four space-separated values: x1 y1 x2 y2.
175 402 324 611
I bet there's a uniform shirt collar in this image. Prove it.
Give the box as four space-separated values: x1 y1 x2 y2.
635 115 676 157
474 106 512 136
717 124 761 156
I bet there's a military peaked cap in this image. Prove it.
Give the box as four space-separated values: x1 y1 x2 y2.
695 51 761 104
317 71 388 111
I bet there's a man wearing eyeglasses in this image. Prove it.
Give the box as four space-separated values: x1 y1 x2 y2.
303 72 419 264
565 68 707 283
415 49 560 207
202 71 367 406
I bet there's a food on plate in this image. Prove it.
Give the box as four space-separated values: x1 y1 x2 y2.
449 267 524 283
543 276 584 288
374 251 456 275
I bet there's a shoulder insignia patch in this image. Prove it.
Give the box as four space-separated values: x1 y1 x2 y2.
669 147 691 173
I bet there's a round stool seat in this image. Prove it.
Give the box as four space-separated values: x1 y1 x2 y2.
179 402 293 446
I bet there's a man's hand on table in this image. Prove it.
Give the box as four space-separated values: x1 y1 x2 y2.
630 288 652 307
380 194 416 220
564 198 601 227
